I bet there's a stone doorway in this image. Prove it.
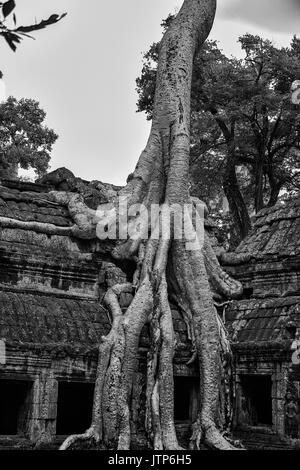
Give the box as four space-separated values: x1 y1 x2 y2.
0 378 33 435
174 376 199 423
239 375 273 427
56 381 95 435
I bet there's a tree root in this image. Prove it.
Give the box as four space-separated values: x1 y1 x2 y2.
0 216 75 236
59 282 135 451
203 422 237 450
59 426 101 451
189 418 237 450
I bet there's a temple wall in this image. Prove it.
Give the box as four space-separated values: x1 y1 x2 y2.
0 343 197 447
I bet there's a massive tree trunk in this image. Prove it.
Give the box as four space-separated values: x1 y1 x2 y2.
57 0 243 451
2 0 245 450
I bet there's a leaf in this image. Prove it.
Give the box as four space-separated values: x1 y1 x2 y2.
15 12 67 34
13 12 16 25
2 31 21 51
2 0 15 18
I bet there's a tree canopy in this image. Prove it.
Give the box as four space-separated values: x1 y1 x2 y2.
137 21 300 245
0 96 58 178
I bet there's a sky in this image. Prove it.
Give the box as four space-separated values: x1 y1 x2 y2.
0 0 299 185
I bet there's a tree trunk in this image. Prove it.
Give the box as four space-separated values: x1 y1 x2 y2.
254 155 264 213
267 184 280 207
223 147 252 242
59 0 244 451
267 166 281 208
207 107 252 243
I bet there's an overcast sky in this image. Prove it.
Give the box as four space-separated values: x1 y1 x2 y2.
1 0 299 184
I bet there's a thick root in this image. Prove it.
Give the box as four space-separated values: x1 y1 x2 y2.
189 418 202 450
59 426 100 450
189 418 237 451
0 216 75 236
146 237 181 450
203 421 236 450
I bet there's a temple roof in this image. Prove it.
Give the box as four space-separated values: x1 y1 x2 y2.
235 198 300 261
0 291 111 350
226 296 300 350
0 290 192 360
225 198 300 350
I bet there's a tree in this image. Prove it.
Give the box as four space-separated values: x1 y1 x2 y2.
0 96 58 178
1 0 248 450
55 0 243 450
137 28 300 243
236 34 300 212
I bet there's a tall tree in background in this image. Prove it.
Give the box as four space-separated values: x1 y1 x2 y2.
137 25 300 244
0 0 66 179
0 97 58 178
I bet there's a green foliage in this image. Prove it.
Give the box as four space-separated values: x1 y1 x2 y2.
0 96 58 176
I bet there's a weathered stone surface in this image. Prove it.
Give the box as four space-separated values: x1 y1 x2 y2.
234 198 300 261
37 167 122 209
0 291 111 349
226 297 300 347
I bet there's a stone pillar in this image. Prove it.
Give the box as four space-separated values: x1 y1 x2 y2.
272 364 288 436
28 371 58 445
233 374 241 429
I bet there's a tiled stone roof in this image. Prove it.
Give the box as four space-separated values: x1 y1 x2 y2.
0 291 111 348
235 198 300 261
0 290 193 362
226 296 300 348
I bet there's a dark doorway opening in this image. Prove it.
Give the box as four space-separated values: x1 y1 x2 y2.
240 375 273 426
174 376 199 422
56 381 95 435
0 379 33 435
